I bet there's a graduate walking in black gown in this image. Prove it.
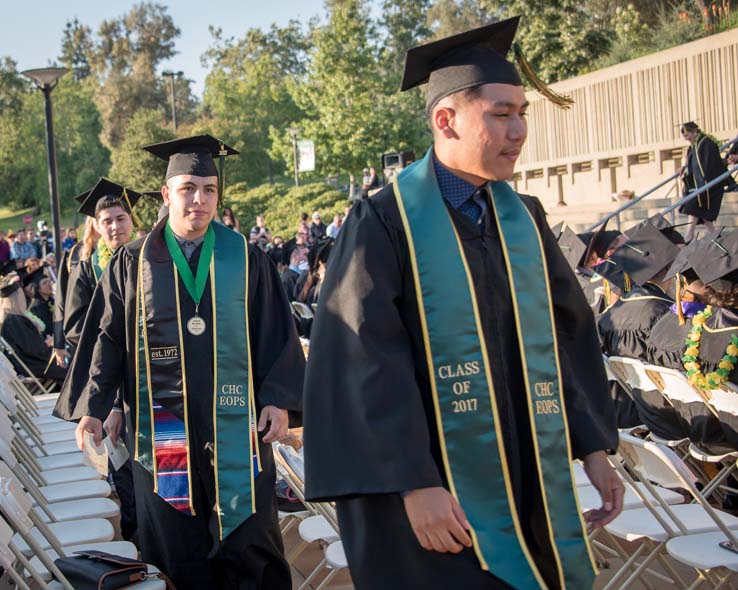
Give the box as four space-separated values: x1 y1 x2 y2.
304 17 622 590
58 135 305 590
679 121 729 241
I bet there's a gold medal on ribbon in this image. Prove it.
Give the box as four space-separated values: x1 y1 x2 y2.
187 315 206 336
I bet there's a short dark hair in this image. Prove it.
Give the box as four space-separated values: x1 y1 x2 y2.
95 196 131 219
681 121 700 134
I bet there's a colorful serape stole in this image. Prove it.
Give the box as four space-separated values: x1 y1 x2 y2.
152 401 192 515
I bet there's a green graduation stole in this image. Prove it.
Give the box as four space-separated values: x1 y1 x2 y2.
393 148 596 590
90 250 103 283
134 220 260 540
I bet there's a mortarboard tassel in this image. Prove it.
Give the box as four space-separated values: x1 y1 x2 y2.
512 43 574 110
122 187 143 229
624 272 631 293
676 273 685 326
217 142 227 208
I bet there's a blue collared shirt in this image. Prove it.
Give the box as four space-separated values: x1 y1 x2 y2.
432 154 487 224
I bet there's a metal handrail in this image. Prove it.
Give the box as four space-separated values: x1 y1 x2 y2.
660 163 738 215
585 135 738 232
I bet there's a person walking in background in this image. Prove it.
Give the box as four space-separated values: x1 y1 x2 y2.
679 121 729 242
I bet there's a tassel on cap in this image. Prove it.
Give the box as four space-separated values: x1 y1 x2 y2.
512 43 574 110
676 273 685 326
122 187 143 229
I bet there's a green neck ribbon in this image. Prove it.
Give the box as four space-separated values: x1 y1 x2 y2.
163 223 215 310
135 221 259 539
393 147 596 590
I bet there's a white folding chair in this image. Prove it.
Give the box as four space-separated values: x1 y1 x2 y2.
602 434 738 590
291 302 314 320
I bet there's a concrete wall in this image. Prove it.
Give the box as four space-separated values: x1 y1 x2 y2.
514 28 738 209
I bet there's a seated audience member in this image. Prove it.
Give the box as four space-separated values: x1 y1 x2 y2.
269 236 285 271
282 249 305 302
221 206 241 232
598 222 683 428
28 275 55 339
249 214 271 249
309 211 326 244
326 214 343 239
296 238 334 306
62 227 78 251
0 272 67 384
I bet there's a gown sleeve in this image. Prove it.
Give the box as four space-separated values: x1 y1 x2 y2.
303 199 443 502
54 251 128 422
248 246 305 415
53 250 71 349
524 197 619 457
63 261 95 349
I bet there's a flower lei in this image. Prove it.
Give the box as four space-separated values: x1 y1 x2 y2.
96 231 136 271
24 310 45 334
682 305 738 390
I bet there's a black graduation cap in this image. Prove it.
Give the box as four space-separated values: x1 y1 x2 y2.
609 222 681 286
78 178 142 219
142 191 163 199
590 259 630 295
400 16 572 112
307 237 334 273
0 272 22 298
22 266 46 287
73 190 90 206
626 214 686 245
581 223 623 267
142 134 239 180
557 227 588 270
693 229 738 289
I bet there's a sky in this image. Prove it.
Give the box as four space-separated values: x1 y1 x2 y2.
0 0 348 98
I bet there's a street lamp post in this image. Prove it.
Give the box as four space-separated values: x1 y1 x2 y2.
162 70 183 132
287 127 301 187
21 67 68 267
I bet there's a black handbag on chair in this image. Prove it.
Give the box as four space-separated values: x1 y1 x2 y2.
54 550 176 590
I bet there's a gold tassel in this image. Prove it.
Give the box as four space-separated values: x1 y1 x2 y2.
122 187 142 229
624 273 631 293
603 279 612 305
676 273 685 326
512 43 574 110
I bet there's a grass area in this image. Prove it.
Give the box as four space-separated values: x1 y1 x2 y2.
0 206 80 233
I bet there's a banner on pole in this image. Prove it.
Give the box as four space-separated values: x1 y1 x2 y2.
297 140 315 172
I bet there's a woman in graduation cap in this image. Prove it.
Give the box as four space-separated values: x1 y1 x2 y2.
54 178 142 541
679 122 729 242
52 208 99 368
303 17 621 590
0 272 67 385
61 135 305 590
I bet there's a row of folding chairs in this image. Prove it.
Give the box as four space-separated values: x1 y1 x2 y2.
0 345 166 589
274 442 349 590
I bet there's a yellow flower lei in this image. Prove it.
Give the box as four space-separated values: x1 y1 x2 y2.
96 231 136 271
682 305 738 390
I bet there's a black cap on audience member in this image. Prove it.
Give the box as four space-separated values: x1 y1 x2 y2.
142 134 239 180
550 221 564 241
609 222 680 286
77 178 142 219
626 214 685 246
0 272 22 298
693 229 738 290
22 267 46 287
591 259 630 295
400 16 572 113
557 227 588 270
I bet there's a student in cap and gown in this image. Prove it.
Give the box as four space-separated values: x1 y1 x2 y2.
679 121 730 241
0 272 67 384
60 135 304 590
597 222 685 429
55 179 142 540
52 208 98 369
303 17 621 590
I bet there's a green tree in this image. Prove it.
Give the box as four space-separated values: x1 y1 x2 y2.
427 0 496 39
108 109 174 228
276 0 388 185
201 21 310 185
60 18 94 80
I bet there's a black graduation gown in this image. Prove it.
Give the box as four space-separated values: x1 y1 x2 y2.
645 308 730 450
679 135 728 221
598 284 672 429
693 308 738 450
1 314 67 384
280 268 299 302
53 244 81 350
56 224 305 590
303 186 618 590
29 296 54 338
63 257 97 351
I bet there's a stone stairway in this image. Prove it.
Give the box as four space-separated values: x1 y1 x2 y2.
544 191 738 235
